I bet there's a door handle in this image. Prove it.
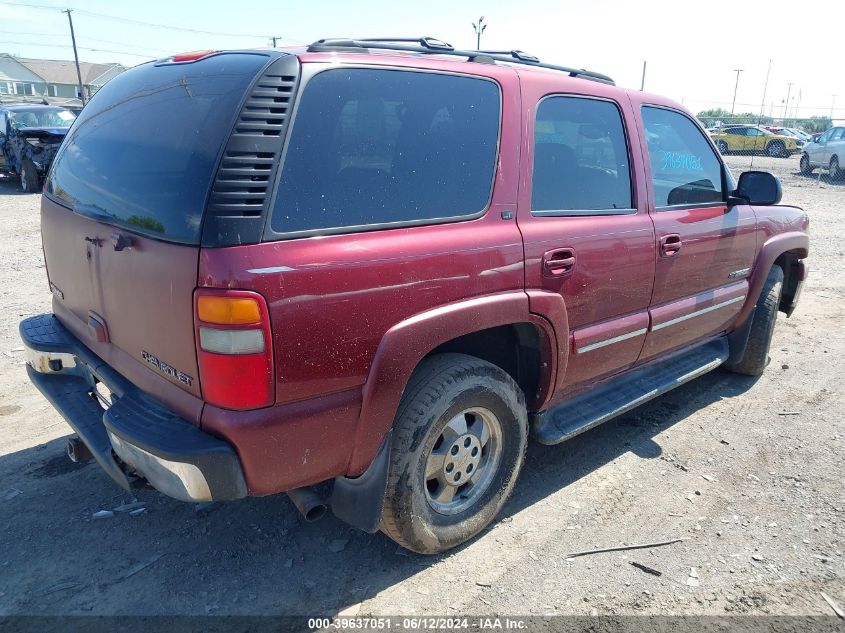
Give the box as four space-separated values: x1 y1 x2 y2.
542 248 576 277
659 234 682 258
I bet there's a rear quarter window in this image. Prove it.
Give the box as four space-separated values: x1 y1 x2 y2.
270 69 501 235
45 53 269 244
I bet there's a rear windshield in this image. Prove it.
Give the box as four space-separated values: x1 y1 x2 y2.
270 69 501 235
45 53 268 244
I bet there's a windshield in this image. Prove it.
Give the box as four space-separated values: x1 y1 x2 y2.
10 109 75 129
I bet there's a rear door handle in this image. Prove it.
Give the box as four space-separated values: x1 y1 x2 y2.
659 234 682 258
542 248 576 277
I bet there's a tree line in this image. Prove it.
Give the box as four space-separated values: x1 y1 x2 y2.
696 108 832 132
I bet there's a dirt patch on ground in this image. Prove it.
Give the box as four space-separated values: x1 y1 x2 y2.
0 157 842 617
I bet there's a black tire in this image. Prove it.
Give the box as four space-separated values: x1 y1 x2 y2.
830 156 843 181
766 141 785 158
725 266 783 376
717 140 729 155
380 353 528 554
20 160 39 193
799 153 813 176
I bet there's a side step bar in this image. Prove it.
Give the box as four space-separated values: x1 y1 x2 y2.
532 338 729 445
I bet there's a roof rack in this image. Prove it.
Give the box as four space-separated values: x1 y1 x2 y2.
306 37 615 85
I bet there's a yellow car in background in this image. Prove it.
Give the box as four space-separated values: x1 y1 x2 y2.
710 125 801 158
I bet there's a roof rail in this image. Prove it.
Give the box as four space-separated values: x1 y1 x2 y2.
306 37 615 85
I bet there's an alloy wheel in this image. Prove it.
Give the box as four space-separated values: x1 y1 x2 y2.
424 407 503 515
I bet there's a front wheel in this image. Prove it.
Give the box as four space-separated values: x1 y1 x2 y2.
766 141 786 158
20 160 39 193
717 140 729 155
380 354 528 554
830 156 843 181
725 266 783 376
799 153 813 175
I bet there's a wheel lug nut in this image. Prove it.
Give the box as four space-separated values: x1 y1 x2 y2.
446 462 454 473
464 437 471 448
450 445 459 455
471 447 478 457
466 463 473 474
454 472 461 482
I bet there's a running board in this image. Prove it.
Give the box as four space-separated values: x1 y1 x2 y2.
532 338 729 445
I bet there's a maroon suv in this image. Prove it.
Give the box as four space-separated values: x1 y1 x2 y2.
21 38 809 554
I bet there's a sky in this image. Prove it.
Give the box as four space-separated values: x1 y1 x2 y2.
1 0 843 121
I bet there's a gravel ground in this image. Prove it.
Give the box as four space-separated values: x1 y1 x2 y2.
0 155 842 618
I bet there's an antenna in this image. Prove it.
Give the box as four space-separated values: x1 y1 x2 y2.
750 59 771 170
730 69 743 115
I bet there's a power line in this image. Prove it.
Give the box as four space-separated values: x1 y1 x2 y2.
0 30 170 54
0 39 156 58
0 1 276 39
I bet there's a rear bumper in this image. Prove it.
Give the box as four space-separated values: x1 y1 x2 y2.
20 314 247 502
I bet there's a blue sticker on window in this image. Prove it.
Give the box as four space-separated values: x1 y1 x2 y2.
659 151 703 172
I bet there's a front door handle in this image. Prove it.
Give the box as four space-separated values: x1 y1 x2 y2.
542 248 576 277
659 234 682 258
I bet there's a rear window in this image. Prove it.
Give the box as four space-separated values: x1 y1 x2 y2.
270 69 500 235
45 53 269 244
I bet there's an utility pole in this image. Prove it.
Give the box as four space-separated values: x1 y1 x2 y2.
730 68 743 115
832 95 838 122
63 9 86 106
783 82 793 123
640 61 647 91
270 36 281 47
472 16 487 50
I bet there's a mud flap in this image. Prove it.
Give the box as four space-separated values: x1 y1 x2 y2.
726 306 757 365
331 432 391 533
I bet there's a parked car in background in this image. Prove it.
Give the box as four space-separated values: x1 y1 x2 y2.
0 104 76 192
800 126 845 179
765 127 808 146
710 125 801 157
784 128 813 144
20 41 809 554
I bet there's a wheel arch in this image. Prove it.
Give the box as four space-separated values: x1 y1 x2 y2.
345 292 560 477
732 231 808 330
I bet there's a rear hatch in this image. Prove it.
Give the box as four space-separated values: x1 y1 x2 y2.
41 52 275 419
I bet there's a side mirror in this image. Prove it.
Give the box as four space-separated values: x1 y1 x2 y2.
731 171 782 206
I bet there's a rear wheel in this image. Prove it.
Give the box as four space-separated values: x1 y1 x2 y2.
799 153 813 175
766 141 786 158
380 354 528 554
20 160 39 193
830 156 843 181
717 140 729 155
725 266 783 376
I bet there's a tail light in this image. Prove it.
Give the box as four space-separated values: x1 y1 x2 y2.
194 290 274 410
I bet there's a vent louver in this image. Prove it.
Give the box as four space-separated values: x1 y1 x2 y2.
202 54 301 246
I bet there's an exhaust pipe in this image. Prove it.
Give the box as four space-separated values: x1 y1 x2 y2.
66 436 92 463
287 487 328 522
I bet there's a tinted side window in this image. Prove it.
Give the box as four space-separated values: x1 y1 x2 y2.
271 69 500 234
727 128 745 136
831 128 845 140
531 96 632 213
642 107 724 207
